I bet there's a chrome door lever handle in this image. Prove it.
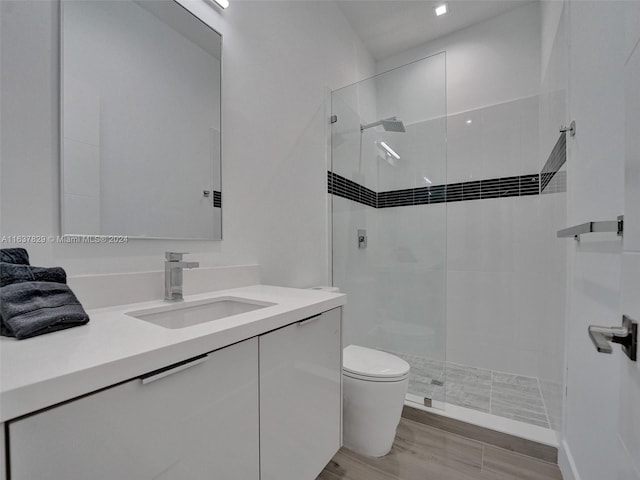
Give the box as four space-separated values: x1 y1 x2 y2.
588 316 637 361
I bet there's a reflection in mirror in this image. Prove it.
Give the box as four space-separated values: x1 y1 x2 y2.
61 0 222 239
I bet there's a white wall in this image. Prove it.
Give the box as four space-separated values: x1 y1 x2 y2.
540 0 564 85
376 2 541 116
0 0 374 287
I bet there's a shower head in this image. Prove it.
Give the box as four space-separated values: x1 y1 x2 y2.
380 118 406 132
360 117 406 133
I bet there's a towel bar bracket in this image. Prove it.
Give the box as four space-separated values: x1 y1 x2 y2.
557 215 624 241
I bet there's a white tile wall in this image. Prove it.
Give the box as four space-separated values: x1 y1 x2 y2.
447 198 515 273
332 196 379 348
446 96 540 185
481 100 522 180
446 110 484 183
373 205 446 359
376 117 447 192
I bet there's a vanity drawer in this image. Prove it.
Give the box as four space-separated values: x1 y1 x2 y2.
8 339 259 480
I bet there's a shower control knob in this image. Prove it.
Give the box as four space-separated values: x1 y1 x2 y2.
357 229 367 249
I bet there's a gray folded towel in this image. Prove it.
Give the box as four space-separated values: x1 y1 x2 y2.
0 248 30 265
0 263 67 288
0 281 90 339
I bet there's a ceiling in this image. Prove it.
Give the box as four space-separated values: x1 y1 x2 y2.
337 0 536 61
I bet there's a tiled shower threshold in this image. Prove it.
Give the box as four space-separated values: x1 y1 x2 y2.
404 398 559 449
391 352 560 431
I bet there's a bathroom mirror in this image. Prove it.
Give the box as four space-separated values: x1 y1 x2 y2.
61 0 222 240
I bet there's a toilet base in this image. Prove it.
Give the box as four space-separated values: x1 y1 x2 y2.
342 373 408 457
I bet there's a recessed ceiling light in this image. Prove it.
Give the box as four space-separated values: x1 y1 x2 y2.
212 0 229 9
466 119 472 125
435 3 448 16
380 141 400 160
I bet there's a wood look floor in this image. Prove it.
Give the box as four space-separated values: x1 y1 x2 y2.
316 418 563 480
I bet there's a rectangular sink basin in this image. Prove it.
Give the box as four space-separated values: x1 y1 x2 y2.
127 297 276 329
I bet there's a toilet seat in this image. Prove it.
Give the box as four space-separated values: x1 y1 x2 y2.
343 345 410 382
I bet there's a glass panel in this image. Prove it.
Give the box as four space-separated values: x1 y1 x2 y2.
331 53 447 408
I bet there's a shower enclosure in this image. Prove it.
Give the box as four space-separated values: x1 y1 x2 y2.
330 53 448 408
331 48 567 431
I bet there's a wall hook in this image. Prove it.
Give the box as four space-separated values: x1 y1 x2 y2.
560 120 576 137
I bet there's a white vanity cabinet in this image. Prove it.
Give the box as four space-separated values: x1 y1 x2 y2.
8 338 260 480
4 305 343 480
259 308 342 480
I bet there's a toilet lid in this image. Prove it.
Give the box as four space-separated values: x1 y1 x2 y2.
343 345 410 379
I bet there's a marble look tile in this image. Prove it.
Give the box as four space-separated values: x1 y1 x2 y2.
490 404 550 428
491 389 546 413
538 379 563 430
392 358 554 430
431 384 445 403
491 382 542 398
446 383 491 412
547 415 562 432
447 364 492 383
408 377 435 398
490 399 548 422
492 372 539 387
395 353 445 379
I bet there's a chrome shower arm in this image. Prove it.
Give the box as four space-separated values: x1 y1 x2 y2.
360 116 398 132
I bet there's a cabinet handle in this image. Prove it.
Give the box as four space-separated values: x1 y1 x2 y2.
140 354 209 385
297 314 322 326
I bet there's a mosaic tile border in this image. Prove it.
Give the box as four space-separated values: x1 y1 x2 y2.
328 171 541 208
328 132 567 207
540 133 567 193
213 190 222 208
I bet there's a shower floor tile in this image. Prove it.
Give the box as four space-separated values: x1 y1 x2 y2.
390 352 551 429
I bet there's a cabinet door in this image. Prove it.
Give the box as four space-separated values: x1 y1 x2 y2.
260 308 341 480
9 338 259 480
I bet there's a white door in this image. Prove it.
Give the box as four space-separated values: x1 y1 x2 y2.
563 3 639 479
617 7 640 478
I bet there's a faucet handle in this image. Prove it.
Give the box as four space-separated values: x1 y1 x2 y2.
165 252 189 261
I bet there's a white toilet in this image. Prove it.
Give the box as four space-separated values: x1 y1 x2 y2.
342 345 410 457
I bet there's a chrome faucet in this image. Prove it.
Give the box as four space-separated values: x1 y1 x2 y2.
164 252 199 301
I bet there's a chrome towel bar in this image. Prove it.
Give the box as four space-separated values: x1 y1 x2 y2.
557 215 623 241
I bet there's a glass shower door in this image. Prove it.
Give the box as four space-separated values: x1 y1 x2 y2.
331 53 447 408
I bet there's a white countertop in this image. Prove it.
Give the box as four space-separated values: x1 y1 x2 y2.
0 285 345 422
